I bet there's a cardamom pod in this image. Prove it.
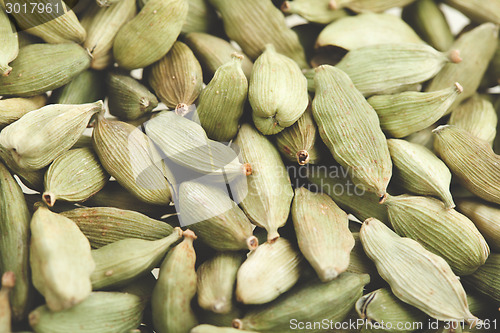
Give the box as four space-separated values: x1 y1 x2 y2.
0 272 14 332
405 124 436 151
182 0 218 34
443 0 500 25
0 95 47 128
348 233 379 278
462 253 500 304
0 7 18 76
50 70 106 105
332 0 416 12
0 145 46 192
281 0 348 25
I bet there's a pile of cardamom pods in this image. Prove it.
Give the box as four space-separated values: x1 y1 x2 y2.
1 0 500 332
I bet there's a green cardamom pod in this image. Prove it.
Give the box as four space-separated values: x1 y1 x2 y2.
182 0 218 34
348 233 379 278
0 7 18 76
0 145 46 192
191 325 258 333
0 272 15 332
462 253 500 304
281 0 348 25
0 95 47 128
443 0 500 25
333 0 416 12
49 70 106 105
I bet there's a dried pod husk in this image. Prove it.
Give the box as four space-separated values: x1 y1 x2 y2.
191 325 258 333
0 101 102 170
443 0 500 25
152 230 198 333
0 145 46 191
281 0 348 25
426 23 499 110
50 70 106 105
313 65 392 199
92 116 172 205
113 0 188 70
236 238 304 304
387 139 454 209
61 206 175 248
178 181 258 251
195 55 248 141
316 13 423 51
456 199 500 252
0 95 47 128
348 233 378 277
249 45 308 135
42 147 109 207
433 125 500 205
0 8 18 76
91 228 182 289
402 0 454 52
232 272 370 332
234 124 293 241
449 94 497 146
81 0 137 70
28 291 145 333
0 163 33 321
292 187 354 282
145 41 203 111
30 206 95 312
184 32 253 81
333 0 416 12
182 0 218 34
0 43 91 97
385 195 489 276
462 254 500 304
0 272 15 332
368 83 462 138
356 288 427 332
197 252 245 314
208 0 307 68
360 218 477 323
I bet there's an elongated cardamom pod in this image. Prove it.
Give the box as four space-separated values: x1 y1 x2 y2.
182 0 218 34
0 8 18 76
333 0 416 12
313 65 392 200
281 0 348 25
0 101 102 170
0 95 47 128
360 218 477 323
348 233 379 278
443 0 500 25
462 254 500 304
50 70 106 105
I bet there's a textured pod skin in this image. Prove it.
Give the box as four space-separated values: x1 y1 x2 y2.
426 23 499 109
106 72 158 121
0 163 32 321
368 83 462 138
178 181 258 251
91 228 182 289
249 45 308 135
313 65 392 199
360 218 476 323
457 199 500 252
462 254 500 304
434 125 500 205
281 0 348 25
113 0 188 70
0 145 46 192
334 0 416 12
292 187 354 282
81 0 136 70
208 0 307 68
92 117 172 205
0 101 102 170
0 8 18 76
387 139 454 209
50 70 106 105
236 238 303 304
30 207 95 312
443 0 500 25
184 32 253 80
196 56 248 141
233 272 370 332
61 206 174 248
0 43 91 97
402 0 454 52
0 95 47 128
145 41 203 110
152 231 198 333
336 43 449 97
192 325 258 333
348 233 378 277
182 0 218 34
234 124 293 241
28 292 144 333
197 252 244 314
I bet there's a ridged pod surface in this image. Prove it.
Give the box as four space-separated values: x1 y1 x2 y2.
181 0 218 34
333 0 416 12
0 95 47 128
443 0 500 25
281 0 348 25
462 254 500 304
0 8 18 76
50 70 106 105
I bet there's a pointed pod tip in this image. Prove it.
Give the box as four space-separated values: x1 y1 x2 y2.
449 49 462 63
1 65 12 77
246 236 259 251
320 267 339 282
297 150 310 165
1 271 15 289
281 1 291 12
42 192 56 207
454 82 463 94
328 0 338 10
232 319 243 329
173 227 184 237
182 229 197 240
267 231 280 243
378 193 388 204
243 163 252 176
231 52 245 62
432 125 449 135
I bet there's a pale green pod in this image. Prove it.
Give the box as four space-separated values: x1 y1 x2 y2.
0 272 14 332
196 55 248 141
191 325 258 333
236 238 303 304
462 254 500 304
0 95 47 128
152 230 198 333
0 145 46 191
232 272 370 332
404 124 436 151
443 0 500 25
360 218 477 323
316 13 423 51
234 124 293 241
433 125 500 205
426 23 499 110
449 94 497 146
333 0 416 12
456 199 500 252
0 101 102 170
385 195 489 276
30 206 95 312
182 0 218 34
28 292 144 333
348 233 379 277
249 45 308 135
387 139 454 209
0 43 91 97
313 65 392 199
113 0 188 70
280 0 348 25
178 181 258 251
0 7 18 76
197 252 245 314
50 70 106 105
91 228 182 289
208 0 308 68
402 0 454 52
43 148 109 207
368 83 462 138
292 187 354 282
